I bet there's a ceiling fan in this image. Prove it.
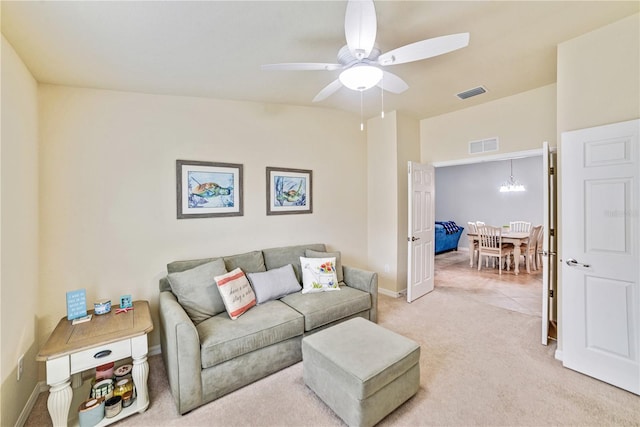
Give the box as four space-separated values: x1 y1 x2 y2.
261 0 470 103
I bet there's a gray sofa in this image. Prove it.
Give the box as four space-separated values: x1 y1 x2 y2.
158 243 378 414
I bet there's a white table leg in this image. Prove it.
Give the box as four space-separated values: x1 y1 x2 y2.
47 379 72 427
132 354 150 413
513 245 521 275
468 236 475 267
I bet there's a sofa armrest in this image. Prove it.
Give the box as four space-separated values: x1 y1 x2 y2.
342 265 378 323
159 291 203 414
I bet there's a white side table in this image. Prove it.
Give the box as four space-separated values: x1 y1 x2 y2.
37 300 154 426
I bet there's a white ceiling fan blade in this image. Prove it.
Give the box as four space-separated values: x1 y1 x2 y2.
378 71 408 94
313 79 343 102
261 63 342 71
378 33 470 66
344 0 377 60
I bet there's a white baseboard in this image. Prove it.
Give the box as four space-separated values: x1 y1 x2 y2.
149 344 162 356
378 288 405 298
555 349 563 361
16 381 47 427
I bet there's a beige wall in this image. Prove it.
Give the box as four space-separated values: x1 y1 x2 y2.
367 112 398 293
1 35 40 427
37 84 369 350
395 114 420 294
420 84 557 162
367 111 420 295
557 13 640 134
556 13 640 350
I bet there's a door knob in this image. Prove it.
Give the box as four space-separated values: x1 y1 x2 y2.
411 236 420 242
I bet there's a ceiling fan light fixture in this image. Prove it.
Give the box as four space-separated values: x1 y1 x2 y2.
339 65 383 91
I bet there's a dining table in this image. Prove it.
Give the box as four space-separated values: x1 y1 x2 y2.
467 230 531 275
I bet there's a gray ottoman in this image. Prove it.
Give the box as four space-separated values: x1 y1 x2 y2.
302 317 420 427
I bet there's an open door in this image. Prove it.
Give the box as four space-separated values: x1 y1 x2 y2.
561 119 639 394
541 141 558 345
407 161 435 302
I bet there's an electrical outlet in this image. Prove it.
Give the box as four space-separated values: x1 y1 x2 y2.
17 354 24 381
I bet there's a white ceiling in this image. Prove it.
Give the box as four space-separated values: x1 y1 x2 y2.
2 1 638 119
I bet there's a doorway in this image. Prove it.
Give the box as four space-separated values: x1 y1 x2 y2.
432 151 546 317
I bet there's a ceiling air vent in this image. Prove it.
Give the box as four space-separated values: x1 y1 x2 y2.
456 86 487 100
469 137 499 155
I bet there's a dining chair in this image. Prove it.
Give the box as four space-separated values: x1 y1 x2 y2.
477 225 514 275
535 225 545 270
517 225 542 273
467 221 479 267
509 221 531 233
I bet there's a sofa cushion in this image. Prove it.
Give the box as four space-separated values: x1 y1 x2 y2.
305 249 343 282
300 257 340 293
262 243 326 283
214 268 257 320
197 300 304 368
280 286 371 331
223 250 266 274
167 257 218 274
167 259 227 325
246 264 301 304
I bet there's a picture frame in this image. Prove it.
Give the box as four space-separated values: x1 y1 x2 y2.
177 160 243 219
119 295 133 309
266 167 312 215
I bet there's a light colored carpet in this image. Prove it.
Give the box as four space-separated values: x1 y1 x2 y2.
25 288 640 426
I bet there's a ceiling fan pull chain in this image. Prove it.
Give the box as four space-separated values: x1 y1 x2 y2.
360 90 364 131
381 76 385 119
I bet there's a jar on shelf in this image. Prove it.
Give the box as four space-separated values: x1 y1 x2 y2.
104 396 122 418
113 377 134 398
90 378 114 400
114 364 132 381
121 390 135 408
95 362 115 380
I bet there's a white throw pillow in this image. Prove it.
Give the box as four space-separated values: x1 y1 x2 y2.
214 268 256 320
299 257 340 294
305 249 343 282
246 264 301 304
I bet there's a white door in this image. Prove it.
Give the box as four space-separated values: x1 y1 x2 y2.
407 161 435 303
561 119 639 394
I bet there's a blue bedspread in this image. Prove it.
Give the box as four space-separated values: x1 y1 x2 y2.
435 221 460 234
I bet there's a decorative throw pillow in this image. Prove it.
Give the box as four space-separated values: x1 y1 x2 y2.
214 268 257 319
246 264 301 304
304 249 343 282
167 258 227 325
300 257 340 294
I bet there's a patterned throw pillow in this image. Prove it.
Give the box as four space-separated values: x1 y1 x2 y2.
214 268 256 320
299 257 340 294
304 249 343 282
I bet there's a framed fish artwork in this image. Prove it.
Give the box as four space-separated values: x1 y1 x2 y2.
176 160 243 218
266 167 312 215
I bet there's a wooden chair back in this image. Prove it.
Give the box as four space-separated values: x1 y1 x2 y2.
509 221 531 232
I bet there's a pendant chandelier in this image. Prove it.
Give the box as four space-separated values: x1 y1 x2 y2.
499 159 525 193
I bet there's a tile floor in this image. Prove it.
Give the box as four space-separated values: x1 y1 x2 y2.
434 249 543 317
